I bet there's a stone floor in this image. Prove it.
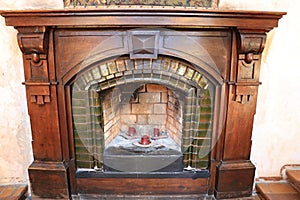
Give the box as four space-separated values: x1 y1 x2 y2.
0 184 28 200
256 169 300 200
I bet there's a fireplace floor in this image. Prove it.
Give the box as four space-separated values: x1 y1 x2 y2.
103 135 183 172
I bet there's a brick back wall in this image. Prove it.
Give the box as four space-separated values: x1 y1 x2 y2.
117 84 182 143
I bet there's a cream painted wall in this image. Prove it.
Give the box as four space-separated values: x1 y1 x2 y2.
0 0 63 184
0 0 299 185
0 17 31 184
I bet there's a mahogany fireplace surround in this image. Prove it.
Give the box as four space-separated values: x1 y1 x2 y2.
1 8 284 199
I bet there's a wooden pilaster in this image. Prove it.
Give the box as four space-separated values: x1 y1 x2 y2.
17 26 69 198
214 30 268 199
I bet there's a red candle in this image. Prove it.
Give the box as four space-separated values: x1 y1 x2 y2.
154 128 160 137
140 135 151 145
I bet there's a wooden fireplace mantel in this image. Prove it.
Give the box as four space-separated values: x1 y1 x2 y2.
1 8 285 199
2 8 284 29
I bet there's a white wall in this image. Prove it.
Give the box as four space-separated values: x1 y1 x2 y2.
0 0 63 184
0 17 30 184
0 0 299 184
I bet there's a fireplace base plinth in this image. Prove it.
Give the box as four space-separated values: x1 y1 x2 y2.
76 177 209 195
28 161 69 199
214 161 256 199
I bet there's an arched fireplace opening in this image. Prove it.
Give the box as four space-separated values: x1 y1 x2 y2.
72 56 214 173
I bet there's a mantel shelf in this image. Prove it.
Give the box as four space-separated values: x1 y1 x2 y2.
1 8 285 30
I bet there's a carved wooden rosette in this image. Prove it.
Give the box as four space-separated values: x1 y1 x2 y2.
234 31 266 104
17 27 52 105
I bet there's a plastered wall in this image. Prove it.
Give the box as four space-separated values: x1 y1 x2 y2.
0 0 63 184
0 0 299 184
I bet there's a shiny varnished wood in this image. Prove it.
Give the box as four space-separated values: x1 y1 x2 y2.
1 8 284 30
0 8 285 199
77 177 208 195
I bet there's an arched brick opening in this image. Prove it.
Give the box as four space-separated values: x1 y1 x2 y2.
72 56 214 172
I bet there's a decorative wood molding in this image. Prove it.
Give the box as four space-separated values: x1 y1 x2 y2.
239 32 266 56
17 27 49 55
232 31 266 104
17 27 52 105
128 30 159 59
1 9 284 31
0 9 285 199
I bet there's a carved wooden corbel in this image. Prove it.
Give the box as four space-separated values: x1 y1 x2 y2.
17 27 52 105
233 31 266 104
